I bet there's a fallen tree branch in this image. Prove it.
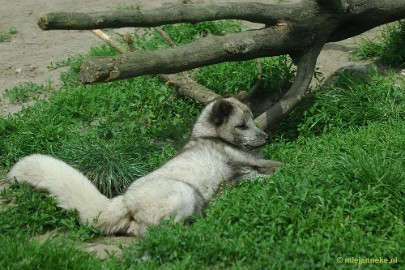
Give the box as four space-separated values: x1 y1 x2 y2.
75 0 405 84
37 2 299 30
79 27 297 83
161 74 219 103
254 41 324 129
320 0 405 41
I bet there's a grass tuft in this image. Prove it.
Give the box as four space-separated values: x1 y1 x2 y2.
0 28 17 42
3 82 55 104
351 20 405 67
298 67 404 136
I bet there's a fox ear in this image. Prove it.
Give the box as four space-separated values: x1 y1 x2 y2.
210 99 234 126
234 91 250 104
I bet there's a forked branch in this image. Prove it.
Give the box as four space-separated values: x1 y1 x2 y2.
37 0 405 130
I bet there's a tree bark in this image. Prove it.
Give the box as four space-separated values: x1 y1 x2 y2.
37 2 299 30
79 27 301 83
255 40 325 129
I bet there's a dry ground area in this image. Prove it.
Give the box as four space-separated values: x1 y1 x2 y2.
0 0 382 259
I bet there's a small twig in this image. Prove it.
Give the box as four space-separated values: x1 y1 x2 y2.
256 59 262 80
114 31 136 52
91 29 128 54
122 33 136 51
153 27 177 48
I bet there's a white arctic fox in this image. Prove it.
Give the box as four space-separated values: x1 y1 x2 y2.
7 95 282 236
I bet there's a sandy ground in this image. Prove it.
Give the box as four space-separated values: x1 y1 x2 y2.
0 0 382 258
0 0 171 115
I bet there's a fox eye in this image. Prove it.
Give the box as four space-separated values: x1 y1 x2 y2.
236 123 248 130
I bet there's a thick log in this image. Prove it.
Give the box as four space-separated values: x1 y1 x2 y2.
79 27 303 83
37 2 299 30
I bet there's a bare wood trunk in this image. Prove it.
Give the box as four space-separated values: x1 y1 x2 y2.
79 27 298 83
37 2 296 30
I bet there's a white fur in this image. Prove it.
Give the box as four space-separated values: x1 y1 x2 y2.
7 97 281 236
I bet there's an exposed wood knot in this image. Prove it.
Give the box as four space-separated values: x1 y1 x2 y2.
276 20 288 27
223 38 255 55
106 69 121 81
96 18 104 25
37 16 48 30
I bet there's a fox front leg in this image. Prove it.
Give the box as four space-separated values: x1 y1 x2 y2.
232 159 282 180
252 159 282 175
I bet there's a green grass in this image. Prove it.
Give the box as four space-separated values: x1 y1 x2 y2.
1 21 404 269
0 237 105 270
298 67 404 136
351 20 405 67
3 82 55 104
0 28 17 42
0 184 100 239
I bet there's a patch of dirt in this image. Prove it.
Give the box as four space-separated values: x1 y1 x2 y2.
32 231 135 259
84 236 136 259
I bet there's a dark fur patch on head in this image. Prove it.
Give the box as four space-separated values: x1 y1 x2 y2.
209 99 234 126
234 91 250 104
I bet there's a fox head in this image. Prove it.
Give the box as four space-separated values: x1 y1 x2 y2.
191 94 268 149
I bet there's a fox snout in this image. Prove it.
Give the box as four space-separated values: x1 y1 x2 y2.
259 130 268 140
255 130 268 147
242 128 268 149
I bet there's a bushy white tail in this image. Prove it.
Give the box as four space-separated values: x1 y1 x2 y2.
6 154 134 235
